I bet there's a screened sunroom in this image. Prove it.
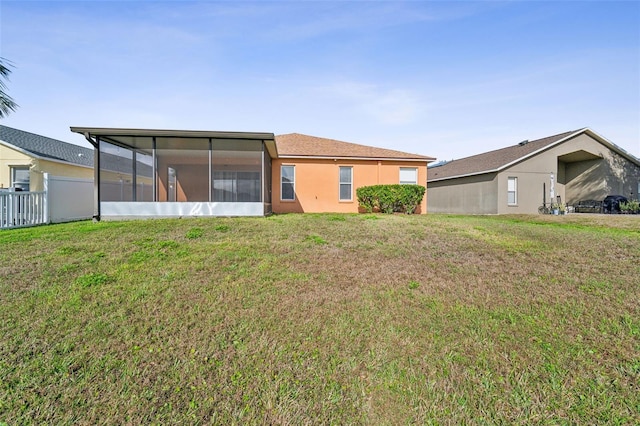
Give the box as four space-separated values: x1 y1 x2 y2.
70 127 276 220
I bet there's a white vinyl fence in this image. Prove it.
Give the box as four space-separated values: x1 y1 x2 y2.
1 174 93 230
0 190 47 229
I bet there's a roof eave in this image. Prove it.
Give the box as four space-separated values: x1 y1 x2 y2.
70 126 275 142
277 154 435 162
0 140 93 169
496 127 640 171
428 169 499 182
581 128 640 167
428 129 587 181
428 127 640 181
494 129 586 173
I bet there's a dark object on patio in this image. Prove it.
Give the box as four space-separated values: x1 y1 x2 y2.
602 195 628 214
574 199 602 213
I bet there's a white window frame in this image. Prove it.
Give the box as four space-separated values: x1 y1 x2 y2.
399 167 418 185
10 166 30 191
280 165 295 201
507 177 517 206
339 166 353 201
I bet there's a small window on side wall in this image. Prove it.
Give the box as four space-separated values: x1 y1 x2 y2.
11 166 30 191
281 165 295 201
507 177 517 205
399 167 418 185
339 166 352 201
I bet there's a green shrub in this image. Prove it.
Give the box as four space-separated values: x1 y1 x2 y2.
356 184 425 214
620 200 640 214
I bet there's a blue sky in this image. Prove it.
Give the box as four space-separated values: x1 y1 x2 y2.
1 0 639 161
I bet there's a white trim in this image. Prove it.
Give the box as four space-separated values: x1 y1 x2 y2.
339 166 353 201
280 165 295 201
399 167 418 185
507 176 517 206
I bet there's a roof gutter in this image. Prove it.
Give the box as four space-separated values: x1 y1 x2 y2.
428 169 500 183
277 155 435 162
70 126 275 141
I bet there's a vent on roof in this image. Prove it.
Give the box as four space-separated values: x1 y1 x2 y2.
518 140 529 146
428 160 451 168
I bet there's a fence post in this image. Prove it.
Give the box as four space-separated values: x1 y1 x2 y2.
43 173 50 224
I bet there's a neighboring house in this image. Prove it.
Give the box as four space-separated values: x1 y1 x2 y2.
70 127 435 220
273 133 434 214
1 125 94 191
427 128 640 214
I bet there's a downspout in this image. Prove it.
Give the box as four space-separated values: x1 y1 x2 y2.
82 132 101 221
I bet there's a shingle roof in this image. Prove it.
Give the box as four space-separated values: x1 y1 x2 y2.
428 129 581 181
275 133 435 161
1 125 93 167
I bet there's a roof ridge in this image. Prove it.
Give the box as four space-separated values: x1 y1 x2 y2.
427 129 584 181
0 125 94 167
447 129 579 163
275 132 433 159
1 125 92 152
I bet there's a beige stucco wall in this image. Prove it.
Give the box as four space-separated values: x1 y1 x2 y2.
428 173 498 214
0 144 93 191
0 144 32 189
271 158 428 214
30 159 93 192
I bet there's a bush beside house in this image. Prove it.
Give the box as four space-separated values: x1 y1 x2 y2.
356 184 425 214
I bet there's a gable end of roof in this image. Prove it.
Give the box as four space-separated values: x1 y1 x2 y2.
428 129 584 182
1 125 94 168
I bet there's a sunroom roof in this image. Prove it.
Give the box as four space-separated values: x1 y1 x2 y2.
70 126 277 157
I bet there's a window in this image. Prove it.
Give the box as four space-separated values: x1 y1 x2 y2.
10 166 30 191
399 167 418 185
339 166 352 201
507 177 517 205
281 165 295 201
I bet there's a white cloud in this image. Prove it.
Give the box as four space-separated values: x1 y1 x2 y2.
315 81 422 125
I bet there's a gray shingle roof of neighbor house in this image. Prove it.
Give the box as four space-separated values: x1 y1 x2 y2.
427 128 640 182
1 125 94 168
275 133 436 162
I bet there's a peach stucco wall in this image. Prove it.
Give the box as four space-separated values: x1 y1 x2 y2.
271 158 427 214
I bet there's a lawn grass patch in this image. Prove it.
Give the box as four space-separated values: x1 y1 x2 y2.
1 214 639 423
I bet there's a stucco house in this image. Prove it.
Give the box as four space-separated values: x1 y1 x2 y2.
273 133 434 214
427 128 640 214
1 125 93 191
70 127 434 220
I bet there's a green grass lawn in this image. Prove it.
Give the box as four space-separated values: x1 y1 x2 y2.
1 214 639 424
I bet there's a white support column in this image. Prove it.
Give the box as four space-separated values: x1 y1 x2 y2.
43 172 50 224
